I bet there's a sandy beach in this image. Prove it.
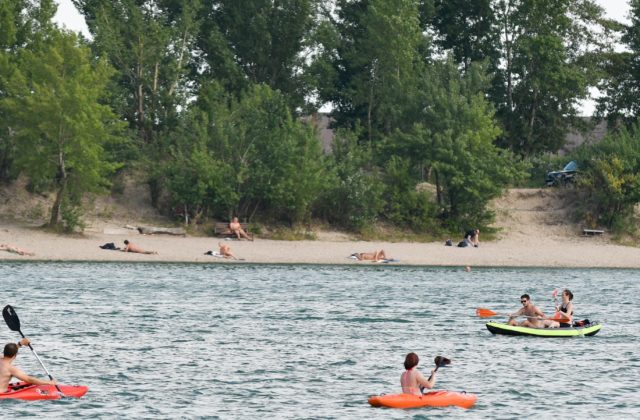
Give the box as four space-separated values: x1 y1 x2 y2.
0 188 639 267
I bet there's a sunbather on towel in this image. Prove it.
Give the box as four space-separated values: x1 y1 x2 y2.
0 244 34 256
351 250 389 261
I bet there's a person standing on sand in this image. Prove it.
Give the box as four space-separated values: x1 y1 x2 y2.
0 244 35 256
121 240 158 254
1 339 57 392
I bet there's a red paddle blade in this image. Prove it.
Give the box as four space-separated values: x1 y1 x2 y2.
475 308 498 317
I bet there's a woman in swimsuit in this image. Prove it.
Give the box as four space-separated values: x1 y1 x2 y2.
400 352 436 395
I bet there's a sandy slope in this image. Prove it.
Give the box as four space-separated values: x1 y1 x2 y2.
0 187 638 267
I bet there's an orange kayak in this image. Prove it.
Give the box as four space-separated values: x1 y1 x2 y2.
368 390 477 409
0 382 88 400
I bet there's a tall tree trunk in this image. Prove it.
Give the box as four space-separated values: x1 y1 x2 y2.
49 151 67 227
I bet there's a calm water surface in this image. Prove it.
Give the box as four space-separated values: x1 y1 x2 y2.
1 262 638 418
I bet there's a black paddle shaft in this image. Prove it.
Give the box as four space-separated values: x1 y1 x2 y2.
2 305 65 396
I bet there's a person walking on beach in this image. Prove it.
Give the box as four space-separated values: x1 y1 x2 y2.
122 240 158 254
508 294 547 328
0 338 57 392
400 352 437 396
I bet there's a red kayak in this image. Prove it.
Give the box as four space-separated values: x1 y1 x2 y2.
368 390 477 409
0 382 88 400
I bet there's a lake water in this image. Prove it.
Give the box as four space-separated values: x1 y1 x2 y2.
1 262 638 418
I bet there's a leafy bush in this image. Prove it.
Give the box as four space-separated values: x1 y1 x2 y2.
315 129 383 231
572 125 640 229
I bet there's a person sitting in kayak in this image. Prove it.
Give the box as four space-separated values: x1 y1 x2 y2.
545 289 574 328
400 352 437 395
0 338 57 393
507 294 548 328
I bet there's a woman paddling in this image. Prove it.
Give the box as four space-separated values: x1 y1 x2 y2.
400 353 437 395
546 289 574 328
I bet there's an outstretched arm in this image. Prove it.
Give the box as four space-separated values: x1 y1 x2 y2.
9 366 56 386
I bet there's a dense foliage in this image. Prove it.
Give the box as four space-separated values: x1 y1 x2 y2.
0 0 637 235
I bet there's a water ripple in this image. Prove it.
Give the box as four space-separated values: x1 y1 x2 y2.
0 263 638 418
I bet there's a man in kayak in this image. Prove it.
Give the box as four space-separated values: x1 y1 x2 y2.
0 338 57 392
507 294 547 328
400 352 437 395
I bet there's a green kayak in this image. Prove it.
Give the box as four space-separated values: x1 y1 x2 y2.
486 321 602 337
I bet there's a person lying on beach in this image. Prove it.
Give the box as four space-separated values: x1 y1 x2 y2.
218 243 237 260
0 244 35 256
229 217 252 241
1 338 57 393
121 240 158 254
351 250 388 261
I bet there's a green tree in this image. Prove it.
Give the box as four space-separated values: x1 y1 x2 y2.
596 0 640 125
3 30 125 230
315 127 384 231
0 0 57 180
197 0 318 111
427 0 499 72
573 126 640 230
492 0 611 156
159 83 327 225
72 0 202 145
312 0 426 143
383 59 527 228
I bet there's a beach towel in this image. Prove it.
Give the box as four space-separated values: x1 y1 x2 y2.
204 250 224 258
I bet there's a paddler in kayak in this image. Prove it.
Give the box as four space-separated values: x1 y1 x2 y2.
507 294 548 328
400 352 437 395
546 289 574 328
0 338 57 392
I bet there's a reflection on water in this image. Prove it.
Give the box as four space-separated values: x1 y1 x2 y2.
1 262 638 418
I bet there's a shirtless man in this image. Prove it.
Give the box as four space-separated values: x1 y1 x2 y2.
0 244 35 256
1 339 56 393
508 294 547 328
121 240 158 254
229 217 252 241
354 250 388 261
218 243 237 260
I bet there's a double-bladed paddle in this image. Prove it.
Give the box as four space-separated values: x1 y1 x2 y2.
475 308 570 324
2 305 65 396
